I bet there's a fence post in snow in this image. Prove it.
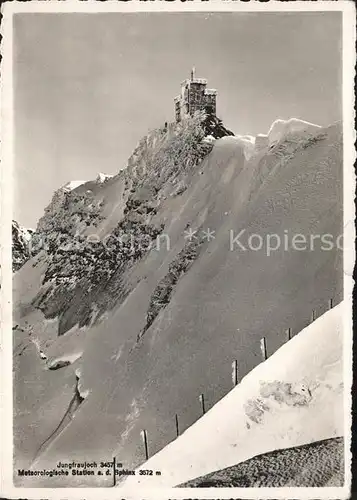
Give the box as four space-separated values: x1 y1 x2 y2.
175 414 180 438
311 309 316 322
329 298 333 309
199 393 206 416
232 359 239 387
140 429 149 461
260 337 267 361
112 456 116 487
286 327 292 342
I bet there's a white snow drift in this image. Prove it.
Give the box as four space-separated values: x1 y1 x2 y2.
224 118 322 156
122 302 344 488
267 118 321 147
217 135 256 160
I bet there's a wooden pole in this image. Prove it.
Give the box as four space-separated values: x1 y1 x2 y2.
286 327 292 342
199 393 206 415
175 414 180 438
140 429 149 460
232 360 239 387
260 337 267 361
113 456 116 487
311 309 316 322
329 298 333 309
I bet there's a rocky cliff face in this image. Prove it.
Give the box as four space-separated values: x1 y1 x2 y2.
13 114 342 486
12 220 34 271
21 114 218 337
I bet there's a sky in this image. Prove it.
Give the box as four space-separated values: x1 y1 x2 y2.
14 11 342 227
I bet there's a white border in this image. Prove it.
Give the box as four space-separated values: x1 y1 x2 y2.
1 0 356 12
1 1 355 499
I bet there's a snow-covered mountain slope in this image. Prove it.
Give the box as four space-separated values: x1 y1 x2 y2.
13 115 343 486
62 172 114 192
12 220 34 271
122 303 344 488
96 172 114 183
180 437 344 487
63 180 87 192
227 135 256 160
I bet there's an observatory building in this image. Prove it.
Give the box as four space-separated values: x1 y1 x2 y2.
174 68 217 122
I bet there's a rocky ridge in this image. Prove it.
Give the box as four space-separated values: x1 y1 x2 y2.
20 113 231 336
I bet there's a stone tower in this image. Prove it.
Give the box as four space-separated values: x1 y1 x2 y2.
174 68 217 122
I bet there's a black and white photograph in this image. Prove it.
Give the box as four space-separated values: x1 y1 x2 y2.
1 1 355 498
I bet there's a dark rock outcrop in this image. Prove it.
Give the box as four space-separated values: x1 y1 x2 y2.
203 113 235 139
12 220 34 271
